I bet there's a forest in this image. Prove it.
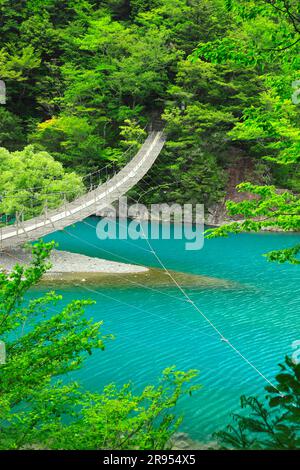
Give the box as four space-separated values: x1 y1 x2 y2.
0 0 300 453
0 1 298 213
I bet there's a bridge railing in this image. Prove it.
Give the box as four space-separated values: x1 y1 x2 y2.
0 127 149 230
0 129 166 247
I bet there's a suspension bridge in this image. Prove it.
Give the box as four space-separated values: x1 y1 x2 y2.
0 126 283 397
0 130 166 250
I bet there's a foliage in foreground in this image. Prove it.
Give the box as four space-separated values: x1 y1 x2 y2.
0 242 198 449
195 0 300 262
216 356 300 449
206 182 300 264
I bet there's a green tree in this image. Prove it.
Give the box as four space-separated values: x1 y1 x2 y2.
0 108 25 151
31 115 106 170
0 242 198 449
0 145 84 219
216 356 300 449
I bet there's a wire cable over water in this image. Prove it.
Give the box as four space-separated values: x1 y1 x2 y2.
2 215 284 396
2 249 216 343
138 223 284 395
62 219 284 395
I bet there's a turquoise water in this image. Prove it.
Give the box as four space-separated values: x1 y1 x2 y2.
41 217 300 442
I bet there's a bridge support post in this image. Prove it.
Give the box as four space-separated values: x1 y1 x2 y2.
64 194 67 216
16 211 19 239
44 200 48 222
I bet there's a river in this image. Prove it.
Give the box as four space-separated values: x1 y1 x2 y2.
38 217 300 443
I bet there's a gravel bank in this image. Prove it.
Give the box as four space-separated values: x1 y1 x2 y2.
0 248 149 274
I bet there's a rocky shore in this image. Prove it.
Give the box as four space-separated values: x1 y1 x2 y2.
0 248 149 275
0 247 242 289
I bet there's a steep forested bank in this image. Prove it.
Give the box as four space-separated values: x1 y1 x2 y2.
1 0 299 215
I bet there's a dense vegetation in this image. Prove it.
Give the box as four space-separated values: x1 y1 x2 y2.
0 146 84 218
199 0 300 262
1 0 298 216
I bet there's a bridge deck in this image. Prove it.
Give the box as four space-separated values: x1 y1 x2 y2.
0 131 166 249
